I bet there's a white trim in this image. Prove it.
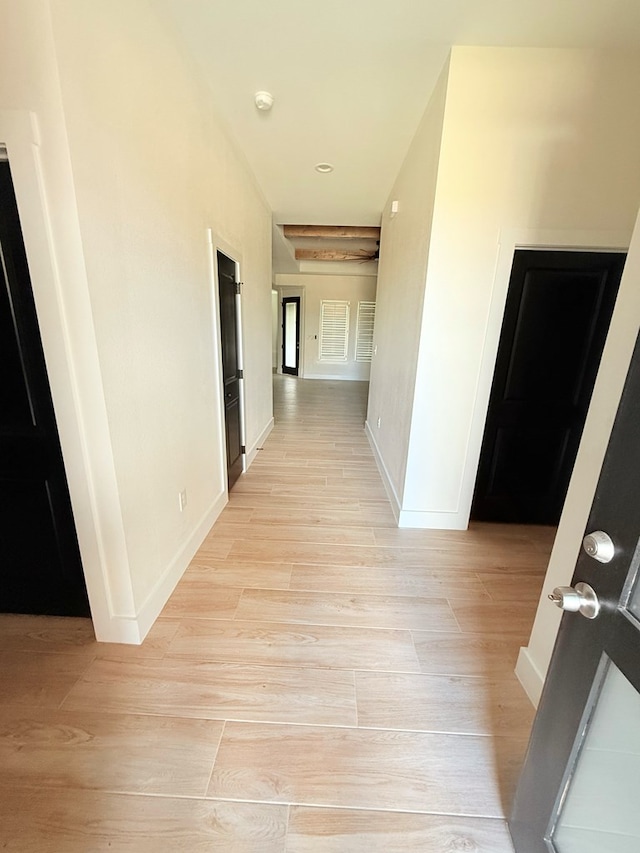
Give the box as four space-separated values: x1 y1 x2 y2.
245 416 274 469
398 508 468 530
365 419 401 523
515 645 545 708
135 490 227 640
305 373 368 382
456 227 632 529
0 110 136 641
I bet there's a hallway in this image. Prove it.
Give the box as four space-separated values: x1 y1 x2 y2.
0 376 553 851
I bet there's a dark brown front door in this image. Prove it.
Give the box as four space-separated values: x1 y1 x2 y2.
217 251 243 490
0 159 89 616
510 325 640 851
282 296 300 375
472 250 624 525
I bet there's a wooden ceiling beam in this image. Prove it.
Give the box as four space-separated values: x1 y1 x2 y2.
295 248 376 261
283 225 380 240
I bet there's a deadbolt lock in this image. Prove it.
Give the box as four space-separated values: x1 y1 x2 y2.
583 530 615 564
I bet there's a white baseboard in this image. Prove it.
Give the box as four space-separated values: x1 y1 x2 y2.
91 614 147 645
515 646 544 708
364 420 401 523
397 509 468 530
304 374 369 382
245 417 274 469
125 490 228 643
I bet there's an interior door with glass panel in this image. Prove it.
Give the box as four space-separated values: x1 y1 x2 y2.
510 327 640 852
282 296 300 375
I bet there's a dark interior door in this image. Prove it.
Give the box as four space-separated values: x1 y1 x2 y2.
510 325 640 851
0 159 89 616
472 250 624 525
282 296 300 375
217 251 243 490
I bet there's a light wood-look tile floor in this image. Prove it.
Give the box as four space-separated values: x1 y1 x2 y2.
0 376 555 852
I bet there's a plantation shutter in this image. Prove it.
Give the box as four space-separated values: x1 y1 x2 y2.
319 300 349 361
355 301 376 362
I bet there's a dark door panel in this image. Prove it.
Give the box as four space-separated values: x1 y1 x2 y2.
217 251 243 489
282 296 300 375
0 160 89 616
473 250 624 525
510 326 640 850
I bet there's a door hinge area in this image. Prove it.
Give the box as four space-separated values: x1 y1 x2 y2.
235 281 243 294
236 369 243 379
241 445 246 454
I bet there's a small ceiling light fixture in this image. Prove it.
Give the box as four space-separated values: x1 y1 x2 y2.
315 162 334 173
254 91 274 111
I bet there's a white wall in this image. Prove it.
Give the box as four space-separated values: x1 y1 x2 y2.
369 47 640 528
365 60 450 516
0 0 273 641
517 209 640 705
275 273 377 381
50 0 273 626
0 0 138 640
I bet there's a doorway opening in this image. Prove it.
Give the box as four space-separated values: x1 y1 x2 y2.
282 296 301 375
472 249 625 526
0 158 89 616
216 250 244 491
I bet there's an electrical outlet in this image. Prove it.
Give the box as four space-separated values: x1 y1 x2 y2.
178 489 187 512
377 417 381 428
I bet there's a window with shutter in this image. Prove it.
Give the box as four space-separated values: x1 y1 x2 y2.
319 300 350 361
355 301 376 362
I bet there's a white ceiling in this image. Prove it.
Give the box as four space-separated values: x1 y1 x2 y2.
155 0 640 233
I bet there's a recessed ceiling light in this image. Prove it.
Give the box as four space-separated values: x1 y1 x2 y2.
315 163 334 173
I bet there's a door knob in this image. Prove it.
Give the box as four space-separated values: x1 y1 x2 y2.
548 582 600 619
582 530 615 563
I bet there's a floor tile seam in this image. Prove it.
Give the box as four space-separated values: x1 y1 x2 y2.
87 657 415 677
54 654 100 711
55 710 362 727
231 540 549 560
351 669 522 686
209 535 381 547
37 705 241 726
226 616 462 633
159 656 424 675
198 793 509 819
276 591 493 603
233 587 465 604
0 784 224 804
210 519 393 531
279 801 513 822
213 720 527 740
352 670 358 727
167 615 447 634
409 625 526 640
203 719 226 797
0 648 99 659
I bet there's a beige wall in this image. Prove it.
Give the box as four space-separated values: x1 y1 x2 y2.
0 0 273 640
367 44 640 697
275 274 377 381
369 47 640 528
366 60 449 513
